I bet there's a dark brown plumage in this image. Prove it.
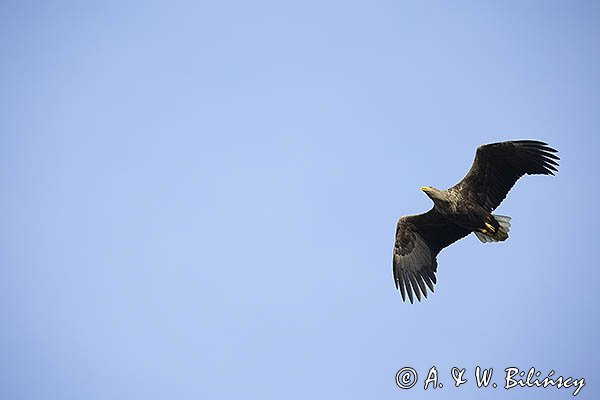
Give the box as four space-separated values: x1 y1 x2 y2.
393 140 559 303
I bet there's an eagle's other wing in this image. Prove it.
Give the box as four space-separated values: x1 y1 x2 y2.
453 140 559 211
393 208 470 303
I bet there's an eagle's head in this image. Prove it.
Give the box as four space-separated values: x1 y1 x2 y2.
421 186 448 204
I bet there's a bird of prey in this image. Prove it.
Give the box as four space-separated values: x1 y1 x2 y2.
393 140 559 303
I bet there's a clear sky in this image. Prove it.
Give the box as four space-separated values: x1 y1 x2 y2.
1 1 599 399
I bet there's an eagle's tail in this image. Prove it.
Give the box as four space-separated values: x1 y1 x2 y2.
474 214 511 243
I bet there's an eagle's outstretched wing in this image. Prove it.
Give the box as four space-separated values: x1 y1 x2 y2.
393 209 470 303
453 140 559 211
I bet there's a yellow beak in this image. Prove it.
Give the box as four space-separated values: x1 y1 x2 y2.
421 186 432 192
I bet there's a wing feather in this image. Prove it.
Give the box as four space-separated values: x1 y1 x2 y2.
453 140 560 211
393 208 470 303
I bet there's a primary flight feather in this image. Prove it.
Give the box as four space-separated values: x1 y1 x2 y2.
393 140 559 303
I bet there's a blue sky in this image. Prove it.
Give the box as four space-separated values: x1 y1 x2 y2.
1 1 599 399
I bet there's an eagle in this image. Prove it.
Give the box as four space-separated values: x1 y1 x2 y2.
393 140 559 303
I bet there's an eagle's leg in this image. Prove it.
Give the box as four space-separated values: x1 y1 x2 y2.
475 215 511 243
480 222 496 234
